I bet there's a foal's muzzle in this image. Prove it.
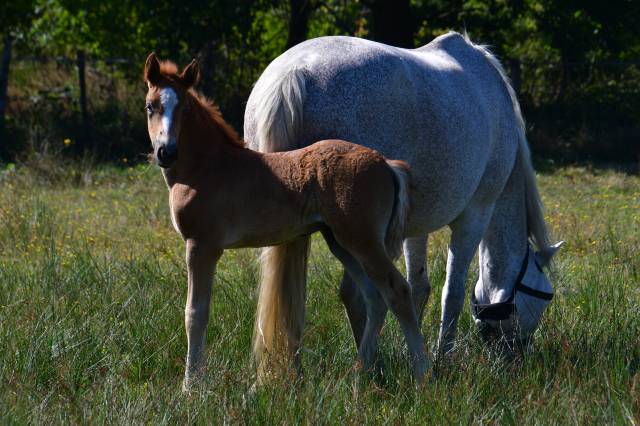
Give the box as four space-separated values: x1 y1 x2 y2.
156 143 177 168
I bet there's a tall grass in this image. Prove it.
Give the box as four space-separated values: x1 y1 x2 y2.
0 162 638 423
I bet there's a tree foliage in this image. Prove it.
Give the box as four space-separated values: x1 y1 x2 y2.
2 0 638 162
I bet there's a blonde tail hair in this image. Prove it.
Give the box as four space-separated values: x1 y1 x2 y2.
385 160 412 260
253 237 310 379
251 64 310 380
254 67 307 152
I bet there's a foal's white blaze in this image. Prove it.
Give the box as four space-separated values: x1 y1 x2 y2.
159 87 178 144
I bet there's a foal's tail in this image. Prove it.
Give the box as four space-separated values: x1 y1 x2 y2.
466 35 551 253
385 160 413 260
251 65 310 380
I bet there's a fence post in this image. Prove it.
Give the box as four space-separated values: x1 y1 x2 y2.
0 34 13 159
76 50 90 152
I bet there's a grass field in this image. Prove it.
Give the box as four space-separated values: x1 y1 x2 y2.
0 161 638 424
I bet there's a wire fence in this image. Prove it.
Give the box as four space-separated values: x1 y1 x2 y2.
4 54 640 162
9 54 640 105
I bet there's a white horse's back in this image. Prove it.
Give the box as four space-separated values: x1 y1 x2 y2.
245 32 521 233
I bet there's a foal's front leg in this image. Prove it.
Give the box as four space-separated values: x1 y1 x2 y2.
183 239 222 391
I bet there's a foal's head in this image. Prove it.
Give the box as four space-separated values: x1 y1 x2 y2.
143 53 200 168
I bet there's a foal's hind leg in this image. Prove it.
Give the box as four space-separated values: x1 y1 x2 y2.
358 249 428 383
322 230 387 374
339 272 367 349
404 236 431 326
336 235 428 382
340 236 431 353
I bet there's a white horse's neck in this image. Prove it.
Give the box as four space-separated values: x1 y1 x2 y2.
476 166 528 304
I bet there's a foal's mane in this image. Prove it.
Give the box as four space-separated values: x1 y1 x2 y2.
189 91 245 148
158 60 245 148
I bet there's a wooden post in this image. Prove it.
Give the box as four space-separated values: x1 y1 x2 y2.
0 34 13 158
76 50 90 152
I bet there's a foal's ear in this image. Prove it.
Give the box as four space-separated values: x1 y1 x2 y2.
535 241 565 268
180 59 200 88
144 52 161 86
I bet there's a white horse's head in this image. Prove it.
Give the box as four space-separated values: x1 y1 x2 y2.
472 241 564 343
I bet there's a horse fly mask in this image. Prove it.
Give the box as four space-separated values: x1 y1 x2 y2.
471 245 554 338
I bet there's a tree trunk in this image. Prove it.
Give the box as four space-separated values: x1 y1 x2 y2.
76 50 90 152
286 0 311 49
367 0 415 48
0 34 13 159
510 59 521 95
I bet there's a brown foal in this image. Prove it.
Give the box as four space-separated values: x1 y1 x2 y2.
143 53 428 389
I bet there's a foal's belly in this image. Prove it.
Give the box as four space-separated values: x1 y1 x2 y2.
223 220 323 249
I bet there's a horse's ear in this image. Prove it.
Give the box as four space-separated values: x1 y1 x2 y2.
180 59 200 88
144 52 161 86
536 241 564 268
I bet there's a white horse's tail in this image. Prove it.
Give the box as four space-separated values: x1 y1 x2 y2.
254 67 307 152
385 160 412 260
251 65 310 379
467 35 551 253
253 237 309 379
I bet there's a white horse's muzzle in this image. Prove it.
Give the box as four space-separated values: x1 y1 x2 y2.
471 246 554 339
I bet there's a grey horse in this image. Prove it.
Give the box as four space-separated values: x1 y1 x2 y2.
244 32 563 375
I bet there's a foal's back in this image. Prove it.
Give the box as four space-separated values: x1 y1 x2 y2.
268 139 392 198
265 139 403 245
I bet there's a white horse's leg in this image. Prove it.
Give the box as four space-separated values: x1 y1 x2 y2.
438 206 494 355
403 236 430 325
183 239 222 391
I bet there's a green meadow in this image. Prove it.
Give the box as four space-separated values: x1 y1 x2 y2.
0 162 638 424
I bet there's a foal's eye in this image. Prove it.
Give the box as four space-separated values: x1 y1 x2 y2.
145 103 153 114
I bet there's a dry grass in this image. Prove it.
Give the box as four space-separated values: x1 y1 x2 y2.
0 162 638 423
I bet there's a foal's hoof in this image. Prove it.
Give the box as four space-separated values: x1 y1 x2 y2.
371 358 387 385
354 358 387 385
182 373 204 393
182 378 194 393
413 358 435 387
241 382 259 410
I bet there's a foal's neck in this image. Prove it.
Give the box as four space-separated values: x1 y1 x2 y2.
164 95 252 188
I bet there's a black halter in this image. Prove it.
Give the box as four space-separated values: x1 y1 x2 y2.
470 246 553 321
